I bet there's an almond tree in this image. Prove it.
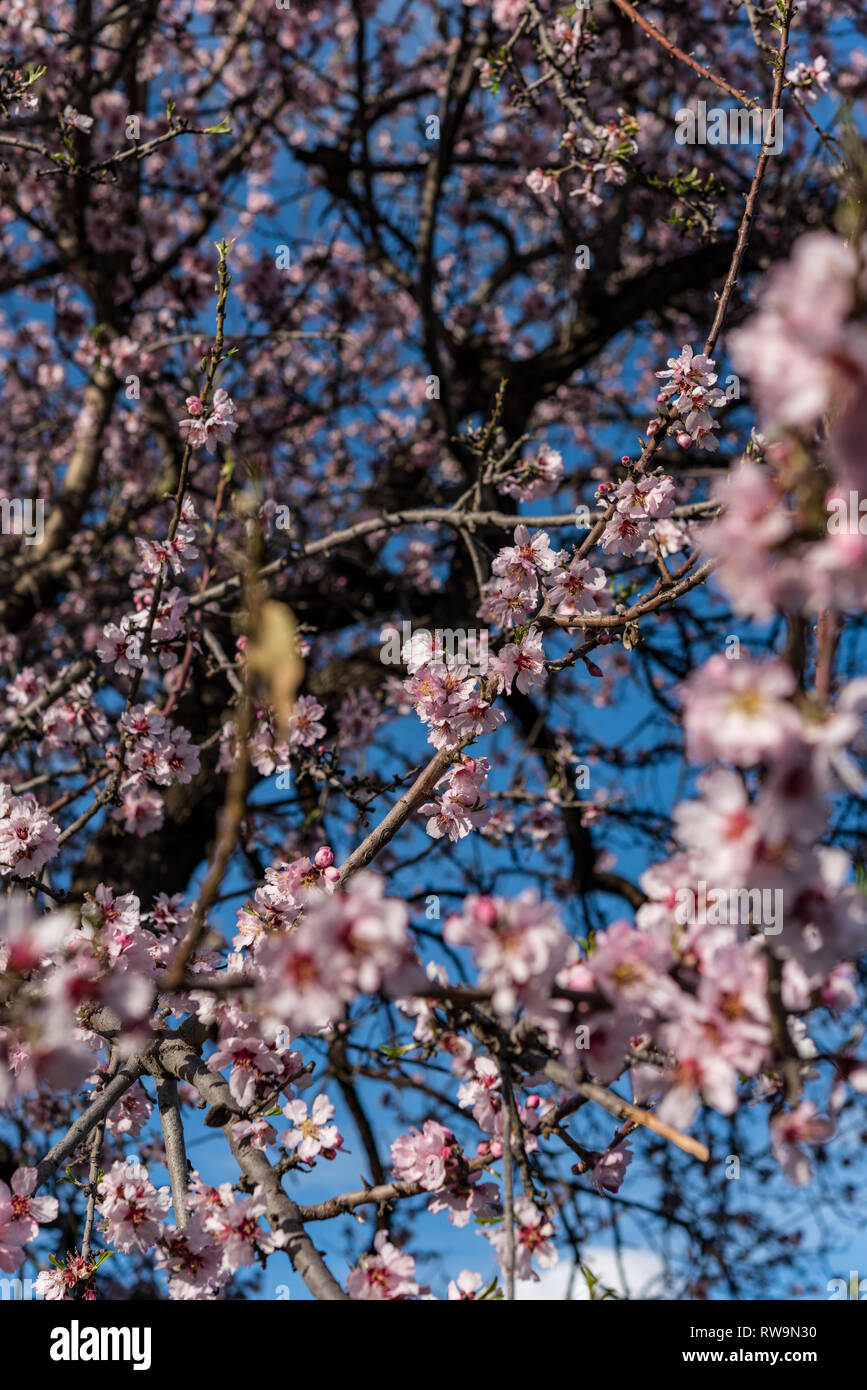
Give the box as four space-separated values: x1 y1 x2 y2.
1 0 866 1302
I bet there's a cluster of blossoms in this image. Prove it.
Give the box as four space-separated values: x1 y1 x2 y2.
391 1119 498 1227
106 704 200 837
218 694 327 779
525 116 639 208
786 55 831 100
1 887 192 1108
478 521 616 631
135 497 200 578
335 687 383 749
34 1251 101 1302
404 634 865 1186
704 232 867 617
92 1163 280 1300
1 897 92 1098
106 1080 152 1139
4 675 109 758
234 846 339 947
419 755 492 842
496 444 564 502
562 648 866 1154
543 555 610 618
96 1158 172 1254
235 872 420 1036
118 705 200 787
456 1059 554 1167
445 891 571 1018
346 1229 427 1300
177 388 237 452
402 636 504 753
0 782 60 877
598 475 678 557
654 344 729 451
478 523 557 630
98 585 191 675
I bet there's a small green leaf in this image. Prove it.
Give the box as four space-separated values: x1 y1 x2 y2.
378 1043 417 1060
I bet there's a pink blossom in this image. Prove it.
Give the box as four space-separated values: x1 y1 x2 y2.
771 1102 835 1185
0 786 60 878
207 1033 282 1108
391 1120 456 1191
448 1269 485 1299
679 655 801 767
347 1229 424 1299
445 890 570 1017
155 1214 225 1300
487 1195 558 1282
525 168 559 200
590 1136 633 1195
786 55 831 100
487 624 547 696
543 557 610 618
97 1159 171 1253
281 1093 343 1161
62 105 93 132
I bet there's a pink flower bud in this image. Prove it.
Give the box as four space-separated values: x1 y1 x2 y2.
525 1094 540 1109
314 846 334 868
646 419 661 437
473 897 498 928
323 866 340 883
185 395 205 416
676 432 693 449
489 1140 503 1159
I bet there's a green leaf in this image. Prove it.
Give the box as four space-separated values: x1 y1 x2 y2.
477 1276 502 1300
